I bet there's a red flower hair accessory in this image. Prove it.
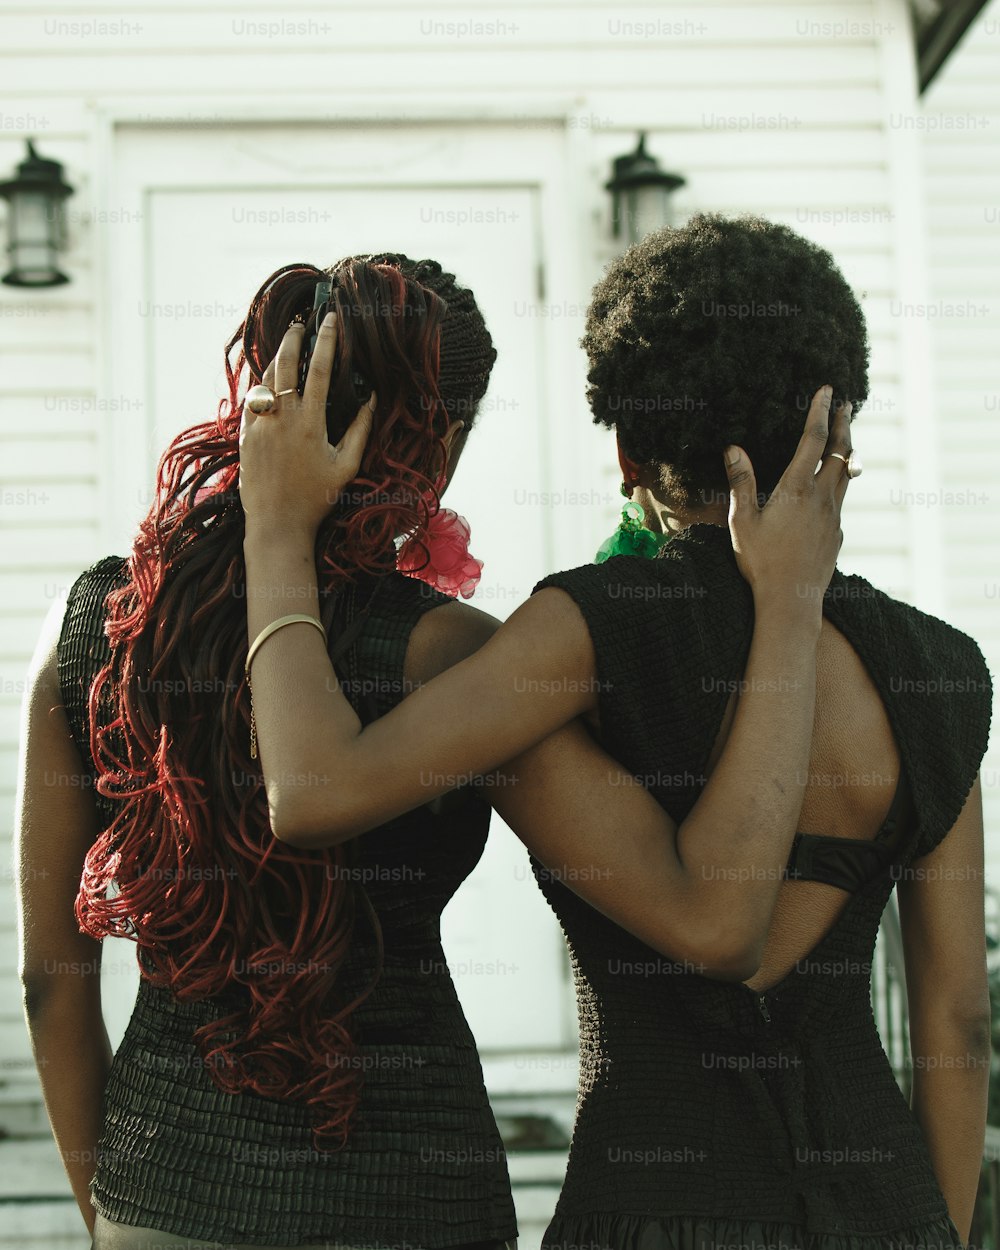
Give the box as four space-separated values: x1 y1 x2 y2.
397 505 483 599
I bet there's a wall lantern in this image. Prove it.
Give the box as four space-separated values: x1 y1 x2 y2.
0 140 74 287
605 133 685 245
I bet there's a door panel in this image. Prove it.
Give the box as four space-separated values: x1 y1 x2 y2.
106 168 572 1050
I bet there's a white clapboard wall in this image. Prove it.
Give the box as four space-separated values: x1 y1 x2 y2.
0 0 988 1244
920 0 1000 865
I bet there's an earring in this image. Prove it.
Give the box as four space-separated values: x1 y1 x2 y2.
595 500 670 564
619 480 631 497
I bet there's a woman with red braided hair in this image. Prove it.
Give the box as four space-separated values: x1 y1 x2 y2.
18 247 849 1250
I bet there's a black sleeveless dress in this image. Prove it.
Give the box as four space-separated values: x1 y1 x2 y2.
531 523 992 1250
57 555 518 1248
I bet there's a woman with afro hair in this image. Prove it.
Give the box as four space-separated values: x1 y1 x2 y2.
20 244 852 1250
234 217 991 1250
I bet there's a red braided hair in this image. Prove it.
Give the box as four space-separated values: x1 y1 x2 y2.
74 258 455 1150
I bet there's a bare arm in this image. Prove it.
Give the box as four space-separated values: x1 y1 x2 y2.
897 775 990 1242
14 595 112 1237
491 582 823 981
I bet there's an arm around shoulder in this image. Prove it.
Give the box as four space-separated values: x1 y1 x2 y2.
269 586 600 847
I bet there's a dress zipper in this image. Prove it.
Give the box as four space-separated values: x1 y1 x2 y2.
756 992 771 1023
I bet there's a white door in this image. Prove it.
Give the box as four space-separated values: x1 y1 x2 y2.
103 122 599 1054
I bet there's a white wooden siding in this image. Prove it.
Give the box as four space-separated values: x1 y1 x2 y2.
920 0 1000 865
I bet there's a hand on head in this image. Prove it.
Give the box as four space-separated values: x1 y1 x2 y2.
238 315 376 541
723 384 856 614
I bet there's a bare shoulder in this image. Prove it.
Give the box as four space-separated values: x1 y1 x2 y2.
25 591 70 703
403 600 503 686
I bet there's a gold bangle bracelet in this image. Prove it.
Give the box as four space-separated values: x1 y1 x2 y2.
246 614 327 759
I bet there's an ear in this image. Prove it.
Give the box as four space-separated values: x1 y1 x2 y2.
616 435 641 497
438 420 468 495
442 419 466 463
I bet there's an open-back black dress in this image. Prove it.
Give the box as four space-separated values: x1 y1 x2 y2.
58 555 518 1249
531 522 991 1250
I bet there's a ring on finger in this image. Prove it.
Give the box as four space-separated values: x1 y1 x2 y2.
246 385 277 415
826 450 863 480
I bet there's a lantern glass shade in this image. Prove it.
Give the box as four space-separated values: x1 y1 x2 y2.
621 184 673 246
0 141 73 288
606 133 686 247
4 188 67 287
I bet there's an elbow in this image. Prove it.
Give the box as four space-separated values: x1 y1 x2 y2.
912 990 992 1071
272 825 352 851
944 981 991 1044
697 942 765 984
651 923 764 984
945 998 993 1061
679 903 767 982
21 974 51 1020
267 794 361 850
20 968 98 1020
688 915 766 982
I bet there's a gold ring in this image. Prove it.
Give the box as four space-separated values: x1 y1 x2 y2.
275 388 297 398
245 385 276 415
826 451 863 479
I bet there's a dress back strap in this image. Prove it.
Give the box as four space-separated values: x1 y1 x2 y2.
784 767 916 893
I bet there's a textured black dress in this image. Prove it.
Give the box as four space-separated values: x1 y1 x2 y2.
57 555 518 1248
531 523 992 1250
